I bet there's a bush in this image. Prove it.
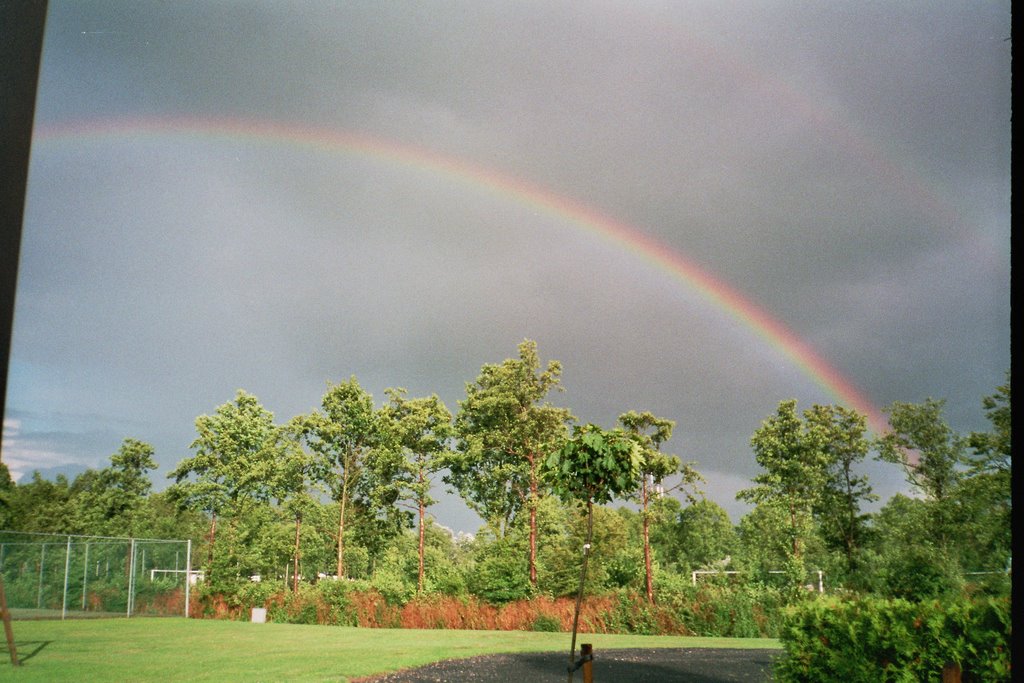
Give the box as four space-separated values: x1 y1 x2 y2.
654 579 787 638
531 613 562 632
774 595 1012 682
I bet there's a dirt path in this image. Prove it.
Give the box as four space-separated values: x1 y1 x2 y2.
354 647 780 682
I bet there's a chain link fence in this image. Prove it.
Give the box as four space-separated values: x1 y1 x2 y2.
0 531 193 619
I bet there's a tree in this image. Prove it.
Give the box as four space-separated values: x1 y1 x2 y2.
70 438 158 536
542 423 642 683
381 388 454 594
869 493 963 600
3 472 72 533
448 339 573 588
876 398 965 556
0 461 14 528
737 400 830 588
168 390 281 582
617 410 703 603
671 498 738 572
293 377 383 579
959 373 1011 575
804 405 876 582
267 428 316 591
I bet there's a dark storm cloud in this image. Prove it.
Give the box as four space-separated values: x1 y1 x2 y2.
5 1 1010 528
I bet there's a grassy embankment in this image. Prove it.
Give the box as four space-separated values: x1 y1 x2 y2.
5 617 779 681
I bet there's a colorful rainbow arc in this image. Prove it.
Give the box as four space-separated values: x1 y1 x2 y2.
32 116 889 433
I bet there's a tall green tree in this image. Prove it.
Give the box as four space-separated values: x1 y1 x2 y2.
0 461 14 528
448 339 573 587
669 498 738 572
617 410 703 603
168 390 281 581
960 373 1011 574
267 428 316 591
3 472 71 533
71 438 158 536
968 371 1011 474
804 405 876 582
737 400 830 588
381 388 453 594
876 398 965 555
293 377 383 579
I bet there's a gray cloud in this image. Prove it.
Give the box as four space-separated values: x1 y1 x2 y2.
5 1 1010 531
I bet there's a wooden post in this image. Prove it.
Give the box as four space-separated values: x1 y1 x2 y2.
0 575 19 666
941 662 961 683
580 643 593 683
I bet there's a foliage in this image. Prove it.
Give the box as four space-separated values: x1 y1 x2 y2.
774 595 1012 682
535 499 634 596
543 424 642 506
2 350 1011 656
618 410 704 603
292 377 398 579
168 390 282 515
873 390 1011 590
531 612 562 631
805 404 876 584
737 400 831 588
380 388 454 593
659 498 738 573
448 339 573 588
466 533 533 603
867 494 965 601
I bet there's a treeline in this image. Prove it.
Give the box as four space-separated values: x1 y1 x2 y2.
0 341 1010 629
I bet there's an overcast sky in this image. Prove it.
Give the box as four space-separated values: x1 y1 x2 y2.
3 1 1011 532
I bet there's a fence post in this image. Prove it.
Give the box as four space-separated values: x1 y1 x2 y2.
82 542 90 610
942 662 962 683
37 543 45 609
61 535 71 619
184 539 191 619
580 644 593 683
127 539 136 618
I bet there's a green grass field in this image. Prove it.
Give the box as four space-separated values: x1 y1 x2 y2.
3 617 780 681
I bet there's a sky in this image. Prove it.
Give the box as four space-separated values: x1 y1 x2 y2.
2 1 1011 532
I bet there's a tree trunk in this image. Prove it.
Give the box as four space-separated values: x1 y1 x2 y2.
642 477 654 604
337 471 349 579
292 513 302 592
528 466 538 587
418 470 426 594
207 513 217 579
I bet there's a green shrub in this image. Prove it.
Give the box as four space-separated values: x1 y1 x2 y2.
774 595 1011 682
531 613 562 632
267 583 320 624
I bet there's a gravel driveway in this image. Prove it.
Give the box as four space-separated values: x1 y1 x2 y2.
354 647 780 682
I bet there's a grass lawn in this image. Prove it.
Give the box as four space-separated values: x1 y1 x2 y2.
4 617 780 681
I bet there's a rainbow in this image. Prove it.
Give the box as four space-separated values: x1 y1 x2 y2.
32 116 889 433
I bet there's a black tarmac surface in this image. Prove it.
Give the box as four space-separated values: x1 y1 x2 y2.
354 647 780 682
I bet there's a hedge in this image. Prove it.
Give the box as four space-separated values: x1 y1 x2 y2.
774 595 1011 682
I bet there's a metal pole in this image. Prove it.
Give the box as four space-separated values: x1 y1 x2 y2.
127 539 136 617
184 539 191 619
82 543 90 610
61 536 71 619
37 543 45 609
